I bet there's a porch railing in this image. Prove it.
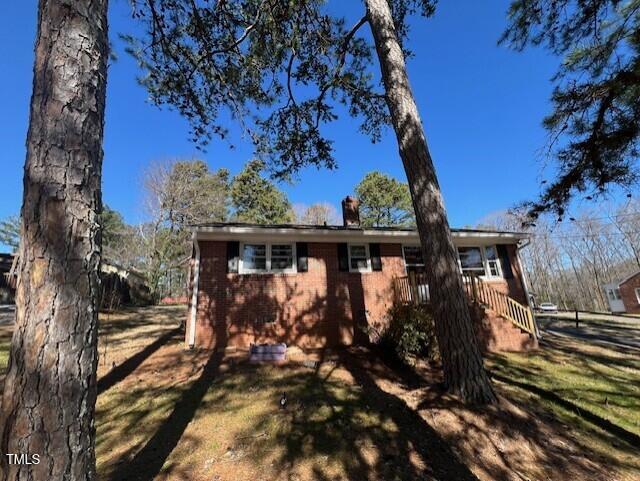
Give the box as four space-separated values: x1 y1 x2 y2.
393 271 537 336
3 254 18 289
393 271 430 305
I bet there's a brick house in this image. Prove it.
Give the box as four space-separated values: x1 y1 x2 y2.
186 197 537 352
603 272 640 314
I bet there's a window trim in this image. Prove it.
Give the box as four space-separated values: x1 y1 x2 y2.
457 245 503 279
348 243 371 273
402 244 425 275
635 288 640 304
238 242 297 274
483 245 503 278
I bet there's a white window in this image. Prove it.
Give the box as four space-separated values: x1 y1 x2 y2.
242 243 267 272
457 245 502 278
608 289 616 301
458 247 485 277
615 288 622 300
349 244 371 273
270 244 294 271
635 288 640 304
240 243 296 274
402 245 425 273
484 246 502 277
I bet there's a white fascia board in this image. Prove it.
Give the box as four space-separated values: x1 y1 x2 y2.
193 225 527 245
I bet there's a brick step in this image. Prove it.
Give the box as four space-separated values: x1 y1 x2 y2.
470 303 537 353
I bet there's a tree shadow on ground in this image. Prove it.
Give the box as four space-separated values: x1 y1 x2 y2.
489 370 640 448
402 351 640 480
232 350 478 481
487 335 640 435
97 326 182 395
104 348 227 481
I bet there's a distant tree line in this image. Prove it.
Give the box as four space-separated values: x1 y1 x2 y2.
480 201 640 312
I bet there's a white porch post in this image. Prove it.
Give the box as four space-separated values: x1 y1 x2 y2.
188 234 201 348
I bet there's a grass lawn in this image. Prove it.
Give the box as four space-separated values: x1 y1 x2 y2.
486 335 640 480
1 307 639 480
487 335 640 436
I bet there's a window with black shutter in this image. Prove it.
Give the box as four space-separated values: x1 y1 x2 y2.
338 243 349 272
370 243 382 271
496 244 513 279
226 241 240 273
296 242 309 272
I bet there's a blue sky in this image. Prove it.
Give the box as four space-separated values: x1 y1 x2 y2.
0 0 560 252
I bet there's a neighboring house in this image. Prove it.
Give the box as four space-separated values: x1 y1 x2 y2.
3 251 152 309
186 196 537 352
0 253 16 304
603 273 640 314
101 260 152 308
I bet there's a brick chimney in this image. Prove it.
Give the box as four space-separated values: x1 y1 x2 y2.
341 196 360 227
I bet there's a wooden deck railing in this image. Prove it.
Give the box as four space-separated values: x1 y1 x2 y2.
3 273 16 289
3 254 18 289
393 272 537 337
393 271 430 305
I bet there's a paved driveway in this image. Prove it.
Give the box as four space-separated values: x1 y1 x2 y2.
537 314 640 350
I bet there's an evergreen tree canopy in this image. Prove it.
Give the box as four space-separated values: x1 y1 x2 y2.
355 171 414 227
0 215 20 252
231 159 294 223
100 205 127 250
125 0 436 179
502 0 640 222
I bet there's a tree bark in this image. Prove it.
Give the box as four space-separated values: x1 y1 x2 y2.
0 0 108 479
364 0 496 403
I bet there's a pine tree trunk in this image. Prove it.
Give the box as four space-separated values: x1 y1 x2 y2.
0 0 108 479
364 0 496 404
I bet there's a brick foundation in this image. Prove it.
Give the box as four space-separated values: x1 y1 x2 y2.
471 304 538 352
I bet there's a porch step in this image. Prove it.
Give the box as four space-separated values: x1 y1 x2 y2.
471 304 538 353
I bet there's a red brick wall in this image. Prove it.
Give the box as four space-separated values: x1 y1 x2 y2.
187 240 529 349
620 273 640 314
189 241 406 349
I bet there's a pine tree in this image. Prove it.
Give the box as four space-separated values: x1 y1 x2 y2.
0 215 20 252
502 0 640 221
0 0 108 478
355 171 414 227
231 160 294 224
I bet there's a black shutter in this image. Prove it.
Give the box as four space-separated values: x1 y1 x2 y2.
497 244 513 279
338 243 349 272
227 241 240 273
296 242 309 272
370 243 382 271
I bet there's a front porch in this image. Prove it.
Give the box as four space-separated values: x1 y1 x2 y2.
393 272 539 352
